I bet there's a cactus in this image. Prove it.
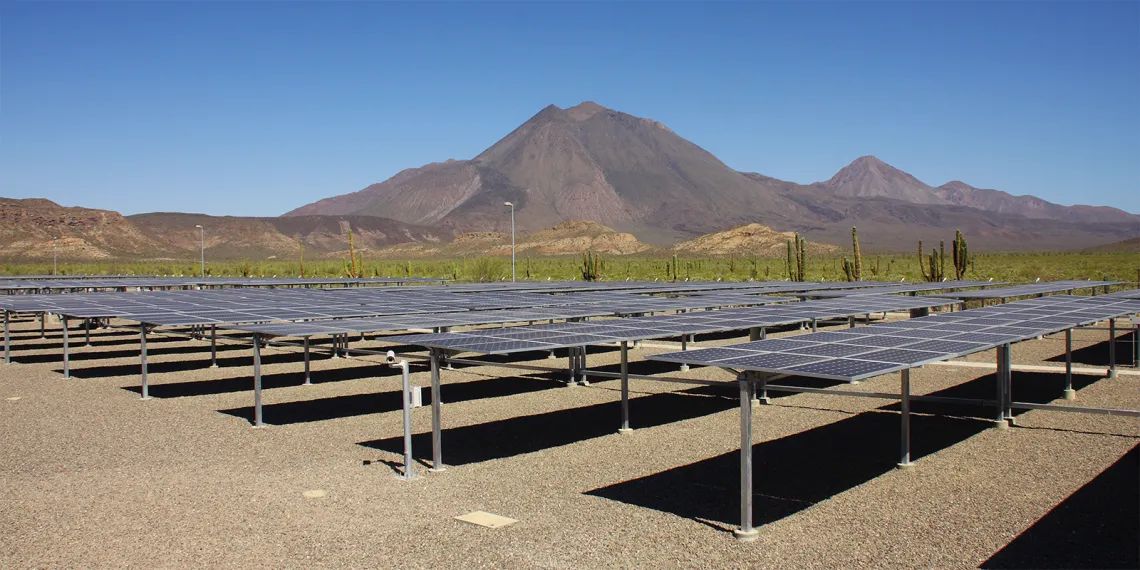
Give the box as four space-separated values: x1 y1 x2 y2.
581 250 601 281
672 253 678 282
851 226 862 281
952 230 968 280
841 256 856 281
342 229 362 278
786 239 795 280
939 240 946 282
798 234 806 282
298 238 304 278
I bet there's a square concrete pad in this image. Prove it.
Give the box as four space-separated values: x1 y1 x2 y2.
455 511 517 529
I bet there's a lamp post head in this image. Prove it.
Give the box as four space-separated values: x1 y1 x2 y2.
195 225 203 229
504 202 513 208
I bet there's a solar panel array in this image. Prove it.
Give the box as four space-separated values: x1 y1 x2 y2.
649 294 1140 382
793 280 1002 298
380 295 961 355
943 280 1120 300
0 276 444 292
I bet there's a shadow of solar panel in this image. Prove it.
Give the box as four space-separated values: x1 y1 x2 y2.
852 348 946 364
717 352 821 369
785 343 879 358
651 347 762 364
786 358 903 380
732 338 822 352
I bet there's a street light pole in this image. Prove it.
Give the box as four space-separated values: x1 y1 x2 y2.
195 225 205 278
504 202 515 282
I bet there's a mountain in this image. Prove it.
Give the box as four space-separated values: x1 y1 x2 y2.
284 102 1135 251
0 198 451 260
373 220 653 258
284 102 812 237
933 180 1139 225
821 156 948 204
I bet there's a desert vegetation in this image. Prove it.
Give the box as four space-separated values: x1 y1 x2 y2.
2 250 1135 286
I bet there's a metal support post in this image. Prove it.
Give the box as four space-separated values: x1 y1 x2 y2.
429 349 445 472
734 375 759 541
567 347 578 386
849 316 856 328
1003 344 1014 423
84 319 90 346
1063 329 1075 400
303 337 311 385
209 325 217 368
680 335 690 372
40 314 44 338
1108 318 1118 378
993 344 1008 429
140 327 150 400
619 341 632 434
578 345 588 385
393 358 415 480
3 311 9 364
754 372 770 405
61 316 69 378
810 318 817 333
253 333 263 428
898 369 913 469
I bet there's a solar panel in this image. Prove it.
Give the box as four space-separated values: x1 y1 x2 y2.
852 348 946 364
838 335 924 348
731 338 823 352
650 347 760 364
717 352 821 369
785 343 879 358
897 339 988 354
785 358 904 381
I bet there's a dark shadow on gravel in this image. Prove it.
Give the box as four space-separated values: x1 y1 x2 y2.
120 360 391 398
14 341 250 365
980 445 1139 570
586 409 990 529
1046 330 1137 367
358 386 743 465
219 375 562 425
584 370 1099 530
878 370 1107 421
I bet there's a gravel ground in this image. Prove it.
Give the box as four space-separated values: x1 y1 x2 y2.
1 314 1137 568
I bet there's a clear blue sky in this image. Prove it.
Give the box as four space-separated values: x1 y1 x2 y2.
2 1 1138 216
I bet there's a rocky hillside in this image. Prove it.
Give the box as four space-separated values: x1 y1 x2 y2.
366 220 653 258
672 223 839 257
0 198 173 259
933 181 1138 225
0 198 452 260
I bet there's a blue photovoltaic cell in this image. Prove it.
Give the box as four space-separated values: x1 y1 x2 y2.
899 339 989 355
441 339 557 354
786 358 902 380
793 331 871 343
876 328 960 340
922 322 982 333
853 348 946 364
945 332 1021 344
979 326 1048 337
731 338 822 352
837 335 923 348
717 352 821 369
650 347 761 364
785 343 878 358
873 320 937 329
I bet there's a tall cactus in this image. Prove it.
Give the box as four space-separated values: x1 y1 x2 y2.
797 234 806 282
343 229 362 278
939 240 946 282
918 240 931 282
581 250 601 281
952 230 969 280
786 239 795 280
672 253 678 282
842 256 856 281
298 238 304 278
